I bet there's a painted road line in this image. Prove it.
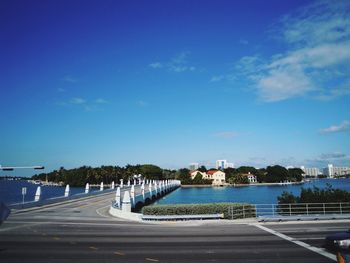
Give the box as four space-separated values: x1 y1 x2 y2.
95 205 112 218
0 222 44 232
89 246 98 250
53 237 60 240
297 237 326 241
114 251 125 256
252 224 336 261
146 258 159 262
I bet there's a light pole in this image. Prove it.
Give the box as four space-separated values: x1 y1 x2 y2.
0 165 45 208
0 165 44 171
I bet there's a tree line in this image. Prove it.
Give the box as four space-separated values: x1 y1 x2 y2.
32 164 304 187
32 164 176 187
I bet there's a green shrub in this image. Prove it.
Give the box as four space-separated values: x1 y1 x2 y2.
142 203 256 219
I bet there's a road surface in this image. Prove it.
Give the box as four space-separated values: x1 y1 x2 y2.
0 190 348 262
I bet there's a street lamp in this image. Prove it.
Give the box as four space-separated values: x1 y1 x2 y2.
0 165 45 171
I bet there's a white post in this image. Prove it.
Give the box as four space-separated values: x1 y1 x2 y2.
131 185 135 205
111 181 115 189
85 183 89 194
154 182 158 194
149 183 152 196
127 180 130 187
64 184 70 197
122 191 131 212
133 180 136 186
100 182 104 191
115 187 121 208
141 183 145 200
34 186 41 202
120 179 124 188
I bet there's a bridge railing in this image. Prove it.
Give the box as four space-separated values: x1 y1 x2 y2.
228 202 350 220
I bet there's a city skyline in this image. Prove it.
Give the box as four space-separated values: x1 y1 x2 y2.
1 0 350 177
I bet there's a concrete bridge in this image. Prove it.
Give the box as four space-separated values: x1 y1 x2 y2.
109 179 181 220
8 179 180 214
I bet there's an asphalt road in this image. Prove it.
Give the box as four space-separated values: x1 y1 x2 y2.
0 191 349 263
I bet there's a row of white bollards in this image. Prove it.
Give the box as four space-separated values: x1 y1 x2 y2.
31 179 180 203
113 180 182 212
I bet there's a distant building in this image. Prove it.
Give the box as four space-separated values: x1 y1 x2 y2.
215 160 234 170
242 172 257 183
207 169 226 185
189 163 199 171
189 170 207 180
323 164 350 178
300 166 320 177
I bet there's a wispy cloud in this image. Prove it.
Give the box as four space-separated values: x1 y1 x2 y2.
305 152 350 166
239 39 249 45
214 131 239 139
70 97 86 104
149 62 163 69
320 120 350 134
231 0 350 102
149 52 196 73
58 97 109 111
57 88 66 92
95 98 108 104
136 100 149 107
210 75 225 82
62 75 78 83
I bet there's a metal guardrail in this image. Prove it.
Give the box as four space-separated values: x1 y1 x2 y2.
228 202 350 221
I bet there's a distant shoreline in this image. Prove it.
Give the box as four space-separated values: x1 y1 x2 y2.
181 181 306 188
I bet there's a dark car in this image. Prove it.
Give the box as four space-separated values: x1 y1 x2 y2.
325 230 350 252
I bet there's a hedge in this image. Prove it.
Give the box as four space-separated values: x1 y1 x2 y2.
142 203 256 219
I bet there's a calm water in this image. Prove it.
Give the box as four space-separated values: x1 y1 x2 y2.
154 179 350 205
0 180 89 205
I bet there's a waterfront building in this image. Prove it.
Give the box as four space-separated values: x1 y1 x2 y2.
242 172 257 183
215 160 234 170
189 170 207 180
323 164 350 178
300 166 320 177
189 163 199 171
207 169 226 185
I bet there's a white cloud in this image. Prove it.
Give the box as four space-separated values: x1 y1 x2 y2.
210 75 225 82
214 131 239 139
136 100 148 107
281 0 350 46
239 39 249 45
70 97 86 104
149 52 196 73
305 152 350 167
232 0 350 102
95 98 108 104
62 75 78 83
57 97 109 111
320 120 350 134
257 65 313 102
149 62 163 69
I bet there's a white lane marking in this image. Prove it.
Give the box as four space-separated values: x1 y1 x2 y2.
0 222 44 232
96 205 111 218
297 237 325 240
251 224 336 261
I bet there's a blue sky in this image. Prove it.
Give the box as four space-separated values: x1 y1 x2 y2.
1 0 350 176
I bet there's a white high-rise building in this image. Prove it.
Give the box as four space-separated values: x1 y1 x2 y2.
323 164 350 178
215 160 234 170
189 163 199 171
300 166 320 177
